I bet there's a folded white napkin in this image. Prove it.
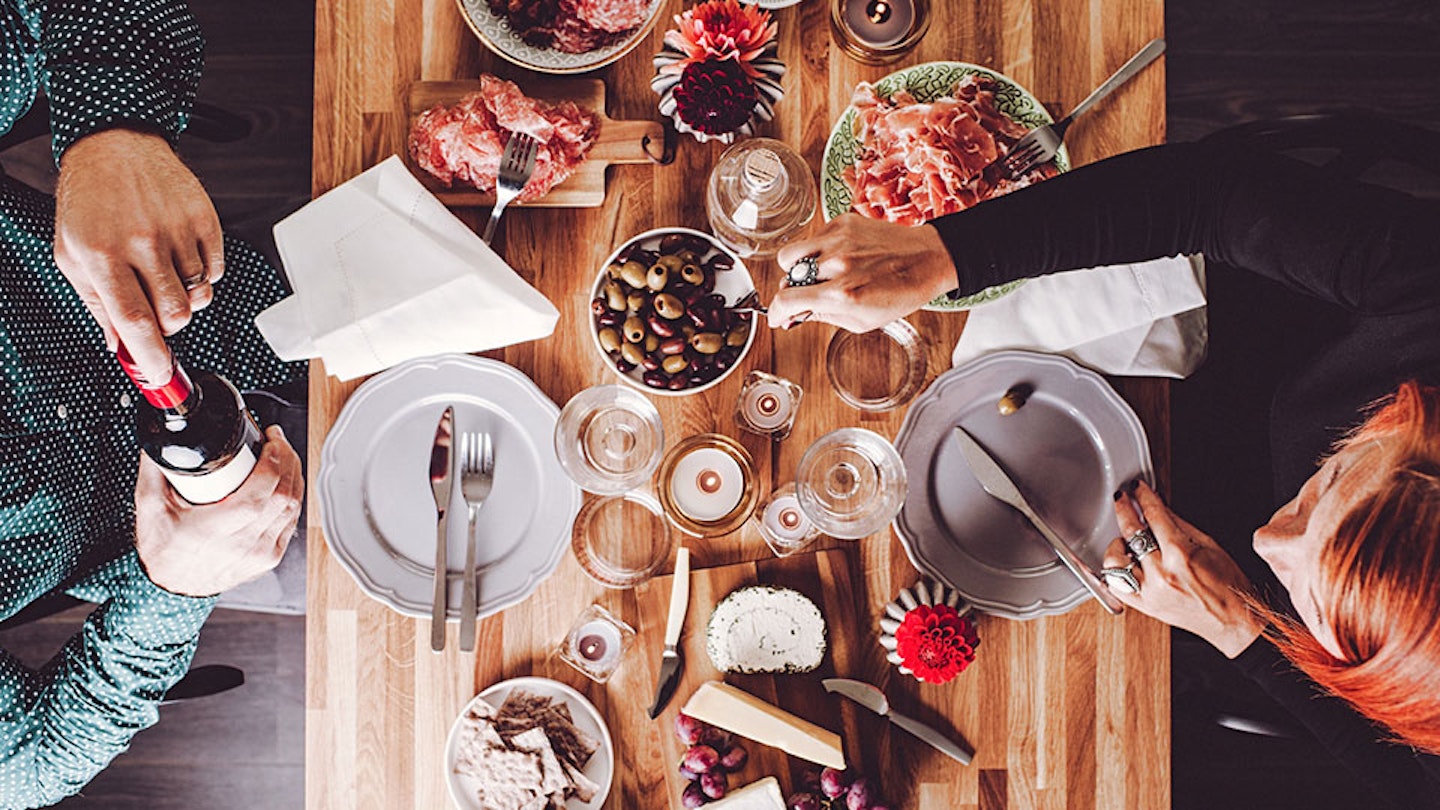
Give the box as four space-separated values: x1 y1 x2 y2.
951 254 1208 378
256 155 559 381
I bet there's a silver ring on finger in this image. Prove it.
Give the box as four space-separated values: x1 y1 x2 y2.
181 269 210 292
1126 527 1159 561
1101 565 1141 595
784 255 821 287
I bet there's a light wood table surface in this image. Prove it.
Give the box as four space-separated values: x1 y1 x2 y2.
307 0 1170 807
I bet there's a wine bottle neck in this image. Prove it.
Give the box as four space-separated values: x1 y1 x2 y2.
116 343 195 411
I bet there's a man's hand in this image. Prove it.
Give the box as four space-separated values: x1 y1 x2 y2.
768 214 958 333
55 128 224 382
134 426 302 597
1102 482 1266 658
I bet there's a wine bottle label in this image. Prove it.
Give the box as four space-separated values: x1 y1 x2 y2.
163 444 260 505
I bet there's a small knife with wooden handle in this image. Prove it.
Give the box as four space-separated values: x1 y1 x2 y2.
649 547 691 719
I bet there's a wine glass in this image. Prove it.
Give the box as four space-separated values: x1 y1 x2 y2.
554 385 664 495
796 428 907 539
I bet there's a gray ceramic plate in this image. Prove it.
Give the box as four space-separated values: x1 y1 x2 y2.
893 351 1152 620
445 676 614 810
456 0 663 75
319 355 581 619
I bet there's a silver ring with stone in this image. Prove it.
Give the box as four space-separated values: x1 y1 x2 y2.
1101 565 1141 595
785 255 820 287
1126 527 1159 561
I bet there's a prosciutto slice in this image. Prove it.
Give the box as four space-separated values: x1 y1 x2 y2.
843 74 1058 226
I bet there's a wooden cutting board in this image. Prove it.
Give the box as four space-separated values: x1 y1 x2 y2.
404 79 664 208
630 548 867 803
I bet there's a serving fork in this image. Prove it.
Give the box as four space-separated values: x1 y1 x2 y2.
1002 38 1166 178
482 132 539 245
458 431 495 653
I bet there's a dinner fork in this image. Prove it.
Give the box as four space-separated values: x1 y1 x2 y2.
482 132 539 245
458 431 494 653
1003 38 1166 178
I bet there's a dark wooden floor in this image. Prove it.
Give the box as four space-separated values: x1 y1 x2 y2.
0 0 1434 808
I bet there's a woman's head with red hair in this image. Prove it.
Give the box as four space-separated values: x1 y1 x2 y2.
1252 381 1440 753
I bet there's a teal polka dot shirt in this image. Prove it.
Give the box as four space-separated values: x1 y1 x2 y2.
0 0 301 806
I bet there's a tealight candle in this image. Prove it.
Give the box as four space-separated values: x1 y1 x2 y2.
557 604 636 683
670 447 744 522
756 483 821 557
735 371 803 440
844 0 914 47
574 620 621 669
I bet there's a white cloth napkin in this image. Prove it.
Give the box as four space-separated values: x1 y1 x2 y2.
256 155 559 381
950 254 1208 378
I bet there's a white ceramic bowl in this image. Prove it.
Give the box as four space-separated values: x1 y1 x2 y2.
589 227 757 397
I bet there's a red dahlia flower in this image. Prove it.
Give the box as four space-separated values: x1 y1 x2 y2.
662 0 777 78
894 604 980 684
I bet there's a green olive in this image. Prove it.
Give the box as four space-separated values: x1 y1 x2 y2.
726 325 749 347
623 316 646 343
645 333 661 353
627 292 647 314
646 264 670 291
619 261 648 290
680 263 705 286
654 293 685 320
662 355 690 375
657 254 684 272
620 342 645 366
597 327 622 353
606 263 623 280
603 281 627 312
675 249 700 266
691 332 723 355
998 384 1033 416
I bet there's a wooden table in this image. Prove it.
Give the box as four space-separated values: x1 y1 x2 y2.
307 0 1169 808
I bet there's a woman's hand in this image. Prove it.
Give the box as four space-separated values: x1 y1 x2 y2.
1103 481 1266 658
55 128 223 383
768 214 958 333
133 426 302 597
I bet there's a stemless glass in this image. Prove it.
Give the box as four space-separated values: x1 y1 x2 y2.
554 385 664 495
571 491 674 588
796 427 907 539
826 318 927 412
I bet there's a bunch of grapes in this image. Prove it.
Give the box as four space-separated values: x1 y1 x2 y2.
787 767 892 810
674 714 751 807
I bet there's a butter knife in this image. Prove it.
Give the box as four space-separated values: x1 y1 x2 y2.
649 546 690 719
429 406 455 652
822 678 973 765
952 426 1124 615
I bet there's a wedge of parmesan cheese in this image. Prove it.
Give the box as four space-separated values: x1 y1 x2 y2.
681 681 845 770
704 776 786 809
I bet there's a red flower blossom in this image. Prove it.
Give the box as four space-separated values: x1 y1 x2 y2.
894 604 979 684
661 0 777 78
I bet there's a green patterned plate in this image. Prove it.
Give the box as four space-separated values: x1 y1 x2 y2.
821 62 1068 311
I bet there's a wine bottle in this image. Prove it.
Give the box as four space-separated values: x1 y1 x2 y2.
116 344 264 504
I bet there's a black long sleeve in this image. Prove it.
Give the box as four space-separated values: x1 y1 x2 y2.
931 141 1440 316
929 140 1440 807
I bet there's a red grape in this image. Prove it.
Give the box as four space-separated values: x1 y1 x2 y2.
787 793 822 810
683 745 721 774
700 771 728 800
819 767 851 798
674 714 706 745
681 782 708 809
845 777 873 810
719 744 748 771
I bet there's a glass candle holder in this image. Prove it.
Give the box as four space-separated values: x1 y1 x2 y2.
754 482 822 557
556 604 636 683
571 491 674 588
829 0 931 65
656 433 759 537
826 318 927 412
735 371 803 440
796 427 907 540
554 385 665 495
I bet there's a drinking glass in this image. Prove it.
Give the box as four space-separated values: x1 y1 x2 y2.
796 427 907 539
571 491 674 588
554 385 664 495
826 318 927 412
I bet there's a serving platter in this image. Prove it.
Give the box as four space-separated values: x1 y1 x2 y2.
821 61 1069 311
455 0 663 75
405 78 665 208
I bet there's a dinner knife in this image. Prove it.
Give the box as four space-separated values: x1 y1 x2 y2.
951 426 1125 615
648 546 691 719
429 406 455 652
822 678 973 765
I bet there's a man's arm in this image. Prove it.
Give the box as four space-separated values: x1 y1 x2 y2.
0 550 213 807
23 0 223 384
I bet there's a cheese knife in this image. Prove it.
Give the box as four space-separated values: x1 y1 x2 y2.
428 406 455 652
952 426 1124 615
822 678 973 765
648 546 691 719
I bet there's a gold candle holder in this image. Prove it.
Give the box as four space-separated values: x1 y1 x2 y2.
829 0 931 65
656 433 759 538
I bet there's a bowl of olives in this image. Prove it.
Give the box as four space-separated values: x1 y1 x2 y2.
590 228 756 396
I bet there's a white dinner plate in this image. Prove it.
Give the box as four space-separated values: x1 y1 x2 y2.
893 351 1153 619
445 676 615 810
319 355 581 619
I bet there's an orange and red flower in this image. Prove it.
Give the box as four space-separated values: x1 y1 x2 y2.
661 0 777 78
894 604 979 684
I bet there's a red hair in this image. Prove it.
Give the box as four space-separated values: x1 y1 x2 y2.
1265 381 1440 753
